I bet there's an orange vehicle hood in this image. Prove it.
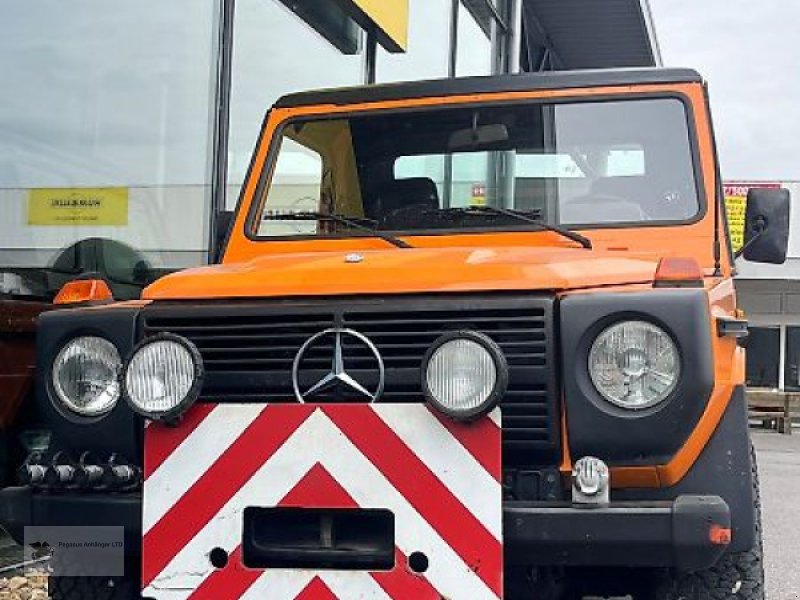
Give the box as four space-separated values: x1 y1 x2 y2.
143 246 663 300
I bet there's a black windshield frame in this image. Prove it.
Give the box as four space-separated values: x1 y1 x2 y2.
245 91 708 243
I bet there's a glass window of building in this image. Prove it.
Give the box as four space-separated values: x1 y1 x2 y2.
0 0 218 300
376 0 452 83
784 327 800 391
226 0 365 206
456 2 495 76
746 327 780 388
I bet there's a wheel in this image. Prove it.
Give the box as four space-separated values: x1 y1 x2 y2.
49 574 139 600
49 558 140 600
651 443 764 599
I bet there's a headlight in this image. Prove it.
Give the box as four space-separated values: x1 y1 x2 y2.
422 331 507 420
589 320 680 410
52 336 121 417
122 334 203 421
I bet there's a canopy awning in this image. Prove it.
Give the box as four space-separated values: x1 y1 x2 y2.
523 0 661 70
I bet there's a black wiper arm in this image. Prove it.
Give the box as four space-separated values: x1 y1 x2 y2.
263 212 413 249
458 206 592 249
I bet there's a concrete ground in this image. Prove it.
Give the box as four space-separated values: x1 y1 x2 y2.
754 429 800 600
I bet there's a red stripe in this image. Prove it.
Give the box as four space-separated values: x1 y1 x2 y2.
430 408 502 482
142 404 315 588
295 578 338 600
144 403 215 478
190 463 440 599
323 406 502 597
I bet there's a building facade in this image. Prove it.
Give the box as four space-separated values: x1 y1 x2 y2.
731 181 800 391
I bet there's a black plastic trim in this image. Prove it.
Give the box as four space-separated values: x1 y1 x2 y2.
0 487 141 556
560 290 714 465
274 68 703 108
504 495 730 572
615 386 757 553
35 307 144 464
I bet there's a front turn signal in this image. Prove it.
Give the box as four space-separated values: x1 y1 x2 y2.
54 279 114 305
654 257 704 288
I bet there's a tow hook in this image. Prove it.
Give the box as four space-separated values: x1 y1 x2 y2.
571 456 610 508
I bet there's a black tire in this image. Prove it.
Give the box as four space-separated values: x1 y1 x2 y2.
49 558 140 600
651 443 765 600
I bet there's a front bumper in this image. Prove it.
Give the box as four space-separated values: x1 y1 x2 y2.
0 487 142 555
505 495 731 572
0 489 728 573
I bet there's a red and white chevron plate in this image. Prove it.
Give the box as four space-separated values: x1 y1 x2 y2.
142 404 502 599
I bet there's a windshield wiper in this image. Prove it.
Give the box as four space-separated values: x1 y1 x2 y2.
263 212 413 249
450 206 592 249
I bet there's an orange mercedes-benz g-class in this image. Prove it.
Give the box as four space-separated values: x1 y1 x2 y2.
1 68 790 600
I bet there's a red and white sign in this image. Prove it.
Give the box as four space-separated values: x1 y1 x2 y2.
142 404 503 599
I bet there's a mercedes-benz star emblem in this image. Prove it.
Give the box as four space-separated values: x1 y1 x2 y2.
292 328 385 403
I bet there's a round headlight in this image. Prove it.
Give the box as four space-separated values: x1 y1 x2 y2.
589 320 680 410
123 334 203 421
422 331 507 420
52 336 121 417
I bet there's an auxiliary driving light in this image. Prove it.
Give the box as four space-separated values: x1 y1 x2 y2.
122 333 203 421
422 331 508 421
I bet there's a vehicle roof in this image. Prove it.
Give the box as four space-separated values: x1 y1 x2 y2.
274 68 703 109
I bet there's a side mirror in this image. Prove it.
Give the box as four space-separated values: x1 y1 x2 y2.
740 188 790 264
213 210 234 263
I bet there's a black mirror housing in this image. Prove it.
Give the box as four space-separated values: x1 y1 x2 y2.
742 188 790 264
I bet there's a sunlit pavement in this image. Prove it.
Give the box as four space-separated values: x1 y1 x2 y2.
753 429 800 600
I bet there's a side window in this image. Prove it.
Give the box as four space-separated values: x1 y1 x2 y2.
258 138 323 236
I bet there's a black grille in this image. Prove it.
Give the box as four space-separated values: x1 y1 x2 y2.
141 295 559 466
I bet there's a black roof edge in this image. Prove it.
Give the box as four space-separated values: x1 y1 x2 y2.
274 68 703 109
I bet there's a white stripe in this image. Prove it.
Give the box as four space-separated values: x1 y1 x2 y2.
143 404 266 533
238 571 313 600
373 405 501 540
147 407 499 600
488 407 501 428
321 571 393 599
242 571 392 600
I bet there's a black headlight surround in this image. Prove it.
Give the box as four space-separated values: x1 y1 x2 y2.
561 290 714 466
35 306 143 461
121 332 204 423
421 330 508 421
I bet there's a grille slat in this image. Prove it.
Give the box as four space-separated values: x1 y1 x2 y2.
141 295 559 466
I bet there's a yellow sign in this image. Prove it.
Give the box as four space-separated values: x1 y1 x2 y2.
349 0 409 52
27 188 129 226
724 191 746 253
723 182 781 253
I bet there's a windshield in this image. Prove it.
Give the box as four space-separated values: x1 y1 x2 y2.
253 98 701 240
